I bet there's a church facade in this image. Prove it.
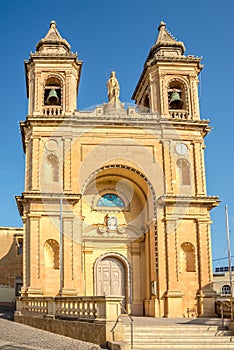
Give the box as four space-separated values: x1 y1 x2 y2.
16 21 219 318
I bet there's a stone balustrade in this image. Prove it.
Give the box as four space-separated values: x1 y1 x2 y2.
15 296 123 321
43 106 63 116
169 109 189 119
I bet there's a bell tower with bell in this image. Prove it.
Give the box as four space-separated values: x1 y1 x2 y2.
132 21 201 121
25 20 82 117
17 21 83 297
132 22 219 318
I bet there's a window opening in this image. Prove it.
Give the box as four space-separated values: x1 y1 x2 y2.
97 193 124 207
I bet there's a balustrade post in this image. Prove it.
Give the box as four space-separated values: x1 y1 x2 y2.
47 298 56 318
96 296 123 321
15 297 23 315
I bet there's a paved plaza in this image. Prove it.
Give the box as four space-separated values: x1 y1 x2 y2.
0 308 101 350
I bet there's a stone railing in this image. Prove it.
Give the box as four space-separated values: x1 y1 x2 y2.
15 296 123 321
43 106 63 116
169 109 189 119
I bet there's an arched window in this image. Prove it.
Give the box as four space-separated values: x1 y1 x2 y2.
177 158 191 186
168 79 187 110
44 77 61 106
181 242 196 272
97 194 125 207
221 285 231 295
44 154 59 182
44 239 59 269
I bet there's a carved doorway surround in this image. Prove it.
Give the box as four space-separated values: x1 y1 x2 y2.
94 253 131 310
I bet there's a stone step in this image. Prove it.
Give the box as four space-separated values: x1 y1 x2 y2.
126 337 234 344
125 329 234 337
123 324 225 331
124 329 229 335
121 318 234 349
125 333 234 343
124 329 233 337
123 326 234 349
132 346 234 350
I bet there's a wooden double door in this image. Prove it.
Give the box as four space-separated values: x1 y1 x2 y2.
97 257 126 299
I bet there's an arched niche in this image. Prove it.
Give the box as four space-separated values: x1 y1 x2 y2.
44 239 59 270
177 158 191 186
181 242 196 272
44 154 59 182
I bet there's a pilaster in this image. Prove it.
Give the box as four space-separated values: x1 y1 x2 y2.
162 140 174 194
131 242 143 315
193 141 206 196
31 137 40 191
63 137 72 191
60 217 77 296
27 215 43 296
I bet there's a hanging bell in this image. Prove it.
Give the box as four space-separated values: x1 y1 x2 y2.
169 91 183 109
46 89 59 105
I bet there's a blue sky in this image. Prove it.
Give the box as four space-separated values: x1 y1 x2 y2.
0 0 233 267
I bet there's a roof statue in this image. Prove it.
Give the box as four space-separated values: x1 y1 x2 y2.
105 71 124 111
107 71 120 103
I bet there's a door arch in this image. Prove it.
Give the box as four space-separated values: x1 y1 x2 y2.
94 253 131 308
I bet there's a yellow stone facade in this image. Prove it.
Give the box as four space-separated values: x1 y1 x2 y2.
16 21 219 318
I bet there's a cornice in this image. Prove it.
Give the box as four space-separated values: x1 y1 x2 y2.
16 192 81 217
18 192 81 201
157 195 220 209
22 111 210 129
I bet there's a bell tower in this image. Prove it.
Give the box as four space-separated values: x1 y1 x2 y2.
132 21 201 121
132 22 219 317
25 20 82 117
17 21 83 297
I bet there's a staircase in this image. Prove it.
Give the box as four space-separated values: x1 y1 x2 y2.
121 317 234 349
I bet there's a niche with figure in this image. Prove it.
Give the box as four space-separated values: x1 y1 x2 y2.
177 158 191 186
44 239 59 269
181 242 196 272
44 154 59 182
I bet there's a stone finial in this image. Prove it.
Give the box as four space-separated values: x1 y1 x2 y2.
158 21 166 31
50 20 57 29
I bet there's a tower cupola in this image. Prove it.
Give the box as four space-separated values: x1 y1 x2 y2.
132 21 203 120
25 21 82 117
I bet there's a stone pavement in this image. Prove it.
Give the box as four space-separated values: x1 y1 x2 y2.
0 307 101 350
